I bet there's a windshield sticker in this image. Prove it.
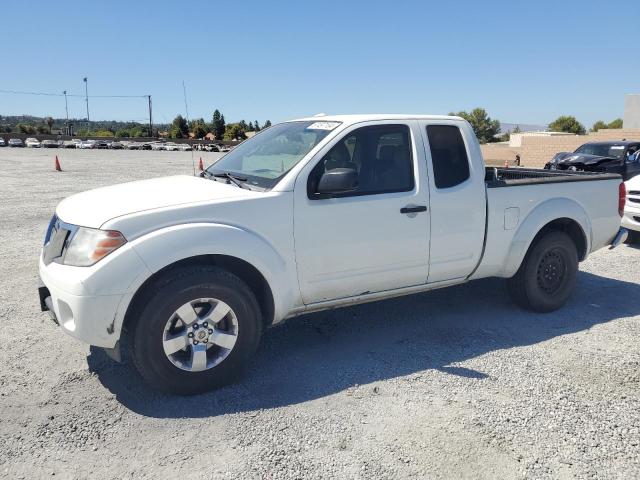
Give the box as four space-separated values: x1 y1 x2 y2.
610 146 625 149
306 122 340 131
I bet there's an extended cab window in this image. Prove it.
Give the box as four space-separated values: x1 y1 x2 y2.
309 124 414 197
426 125 470 189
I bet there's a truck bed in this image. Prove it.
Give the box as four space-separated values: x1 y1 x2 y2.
485 167 620 187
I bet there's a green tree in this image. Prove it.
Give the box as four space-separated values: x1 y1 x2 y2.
36 125 48 134
592 120 607 132
608 118 623 129
548 115 586 135
116 129 130 138
94 130 115 137
169 114 189 138
211 109 226 139
263 120 272 128
190 118 208 139
450 108 500 144
223 123 247 141
17 123 36 134
254 120 261 132
248 121 254 132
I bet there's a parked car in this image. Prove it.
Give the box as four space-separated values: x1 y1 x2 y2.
79 140 96 149
95 140 111 149
0 138 5 147
545 140 640 181
41 140 58 148
179 143 192 151
25 138 41 148
72 139 83 148
140 142 152 150
62 140 76 148
204 144 220 152
622 173 640 243
165 142 180 151
109 141 124 150
126 142 140 150
8 138 24 147
220 145 231 152
38 114 627 395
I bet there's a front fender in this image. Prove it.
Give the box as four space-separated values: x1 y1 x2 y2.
111 223 298 341
501 197 591 278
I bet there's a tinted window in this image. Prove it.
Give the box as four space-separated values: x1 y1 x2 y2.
426 125 470 189
309 124 413 197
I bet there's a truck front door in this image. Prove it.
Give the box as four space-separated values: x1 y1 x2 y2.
293 121 430 304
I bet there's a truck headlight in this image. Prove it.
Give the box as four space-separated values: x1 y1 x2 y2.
64 227 127 266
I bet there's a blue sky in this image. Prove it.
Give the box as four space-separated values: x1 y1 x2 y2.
2 0 637 128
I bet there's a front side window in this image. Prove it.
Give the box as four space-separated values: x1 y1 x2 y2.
426 125 470 189
206 121 340 189
308 124 414 197
574 143 626 160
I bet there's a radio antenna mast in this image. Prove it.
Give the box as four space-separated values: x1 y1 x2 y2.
182 80 196 176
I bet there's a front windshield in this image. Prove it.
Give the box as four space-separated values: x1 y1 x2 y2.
574 144 626 159
206 120 340 189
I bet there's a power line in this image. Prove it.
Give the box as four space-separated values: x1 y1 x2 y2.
0 88 148 98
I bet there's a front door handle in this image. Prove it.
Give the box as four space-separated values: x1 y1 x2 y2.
400 205 427 214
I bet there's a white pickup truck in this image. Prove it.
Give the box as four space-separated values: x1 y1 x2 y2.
38 114 628 394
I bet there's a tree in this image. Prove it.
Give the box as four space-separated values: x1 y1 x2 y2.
36 125 49 134
238 120 248 132
608 118 623 129
223 123 247 141
548 115 586 135
254 120 261 132
190 118 208 139
17 123 35 134
116 129 130 138
248 121 254 132
263 120 272 128
450 108 500 144
44 116 54 134
212 109 226 139
170 114 189 138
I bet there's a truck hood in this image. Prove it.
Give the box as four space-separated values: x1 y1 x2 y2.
56 175 252 229
555 153 619 167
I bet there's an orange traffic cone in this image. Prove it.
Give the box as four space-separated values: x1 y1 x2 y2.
55 156 62 172
504 159 509 169
198 157 204 171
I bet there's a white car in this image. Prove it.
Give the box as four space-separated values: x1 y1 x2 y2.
165 143 180 151
151 142 166 151
79 140 96 149
38 114 626 395
25 137 41 148
178 143 192 151
622 174 640 243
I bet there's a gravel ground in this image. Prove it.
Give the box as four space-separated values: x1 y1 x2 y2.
0 148 639 479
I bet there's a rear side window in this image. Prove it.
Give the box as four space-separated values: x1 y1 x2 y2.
426 125 470 189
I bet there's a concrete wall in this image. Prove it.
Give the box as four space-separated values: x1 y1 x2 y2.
624 94 640 129
482 128 640 168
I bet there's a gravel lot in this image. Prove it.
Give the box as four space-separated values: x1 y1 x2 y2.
1 148 639 479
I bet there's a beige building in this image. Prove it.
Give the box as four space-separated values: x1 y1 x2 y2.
482 128 640 168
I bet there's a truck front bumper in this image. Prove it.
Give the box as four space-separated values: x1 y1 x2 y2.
38 245 150 349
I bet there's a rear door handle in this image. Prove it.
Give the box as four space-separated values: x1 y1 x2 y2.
400 205 427 214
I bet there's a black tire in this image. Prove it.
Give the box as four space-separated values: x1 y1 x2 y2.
129 266 262 395
625 230 640 244
507 231 578 313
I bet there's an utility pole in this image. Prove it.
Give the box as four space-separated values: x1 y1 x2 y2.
63 90 69 135
83 77 89 130
148 95 153 138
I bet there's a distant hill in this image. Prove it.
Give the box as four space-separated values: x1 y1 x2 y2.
500 122 547 134
0 114 169 135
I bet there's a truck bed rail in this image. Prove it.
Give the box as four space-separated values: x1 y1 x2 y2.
485 167 620 188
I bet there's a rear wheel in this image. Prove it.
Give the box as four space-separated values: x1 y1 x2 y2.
129 266 262 395
507 231 578 313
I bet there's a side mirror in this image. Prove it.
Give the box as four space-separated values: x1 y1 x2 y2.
316 168 358 196
628 152 639 163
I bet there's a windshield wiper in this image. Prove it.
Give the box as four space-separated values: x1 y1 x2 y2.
211 171 248 189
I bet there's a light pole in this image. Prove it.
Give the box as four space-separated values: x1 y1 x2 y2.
83 77 89 129
63 90 69 134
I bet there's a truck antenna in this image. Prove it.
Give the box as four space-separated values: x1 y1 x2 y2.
182 80 196 176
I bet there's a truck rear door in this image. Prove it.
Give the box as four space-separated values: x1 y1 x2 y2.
418 121 487 283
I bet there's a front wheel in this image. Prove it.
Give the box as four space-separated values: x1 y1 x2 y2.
507 231 578 313
129 266 262 395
